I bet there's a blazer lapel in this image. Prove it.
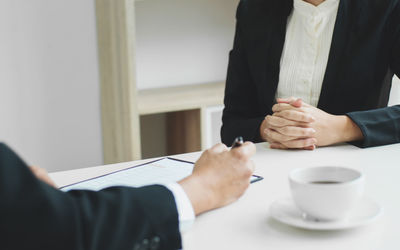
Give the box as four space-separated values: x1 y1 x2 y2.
245 0 293 111
317 0 363 113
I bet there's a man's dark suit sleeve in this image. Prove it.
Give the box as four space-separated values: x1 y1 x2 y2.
346 1 400 148
0 143 181 250
221 1 265 145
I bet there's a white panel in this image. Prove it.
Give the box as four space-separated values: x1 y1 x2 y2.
204 105 224 148
389 76 400 106
135 0 238 89
0 0 103 172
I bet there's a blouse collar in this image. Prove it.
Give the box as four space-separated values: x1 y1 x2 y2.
294 0 340 18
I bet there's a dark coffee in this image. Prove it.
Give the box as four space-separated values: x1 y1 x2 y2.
310 181 342 184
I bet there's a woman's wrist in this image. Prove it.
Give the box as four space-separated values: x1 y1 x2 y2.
334 115 364 143
259 118 268 141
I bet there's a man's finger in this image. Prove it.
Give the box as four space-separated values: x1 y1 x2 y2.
29 166 58 188
210 143 228 154
231 141 256 159
247 160 256 173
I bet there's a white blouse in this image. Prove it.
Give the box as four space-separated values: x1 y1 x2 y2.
276 0 340 107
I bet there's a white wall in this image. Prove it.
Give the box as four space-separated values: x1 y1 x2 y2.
135 0 238 89
0 0 103 172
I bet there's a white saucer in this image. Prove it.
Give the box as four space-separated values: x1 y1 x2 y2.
269 197 383 230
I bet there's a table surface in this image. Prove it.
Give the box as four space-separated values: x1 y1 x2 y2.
50 142 400 250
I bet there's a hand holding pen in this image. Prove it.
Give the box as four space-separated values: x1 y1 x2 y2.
231 136 244 149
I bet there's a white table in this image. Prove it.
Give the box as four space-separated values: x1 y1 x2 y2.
50 143 400 250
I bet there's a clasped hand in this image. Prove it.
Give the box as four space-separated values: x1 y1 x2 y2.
260 97 350 150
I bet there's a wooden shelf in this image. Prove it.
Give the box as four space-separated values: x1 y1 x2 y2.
137 82 225 115
96 1 227 163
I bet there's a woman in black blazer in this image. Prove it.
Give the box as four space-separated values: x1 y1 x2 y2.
221 0 400 149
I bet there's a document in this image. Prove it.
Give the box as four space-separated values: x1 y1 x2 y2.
60 157 262 192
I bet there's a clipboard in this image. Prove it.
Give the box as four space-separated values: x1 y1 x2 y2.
60 157 263 192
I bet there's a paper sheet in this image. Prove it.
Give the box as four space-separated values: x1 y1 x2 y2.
61 158 261 192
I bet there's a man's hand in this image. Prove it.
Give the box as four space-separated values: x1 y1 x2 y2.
178 142 256 215
261 97 363 149
29 166 58 188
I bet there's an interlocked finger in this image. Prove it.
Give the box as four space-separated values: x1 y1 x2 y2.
269 142 288 149
272 103 305 113
281 138 317 148
273 110 315 123
265 115 311 128
270 125 316 137
265 128 298 142
270 142 316 150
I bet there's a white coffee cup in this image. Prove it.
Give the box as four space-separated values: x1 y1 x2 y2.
289 166 365 221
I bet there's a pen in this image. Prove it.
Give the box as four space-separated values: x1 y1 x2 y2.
231 136 244 149
231 136 263 184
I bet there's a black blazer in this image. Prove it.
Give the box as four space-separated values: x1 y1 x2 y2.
222 0 400 148
0 143 181 250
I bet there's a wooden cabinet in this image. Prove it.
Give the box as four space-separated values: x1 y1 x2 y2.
138 82 224 157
